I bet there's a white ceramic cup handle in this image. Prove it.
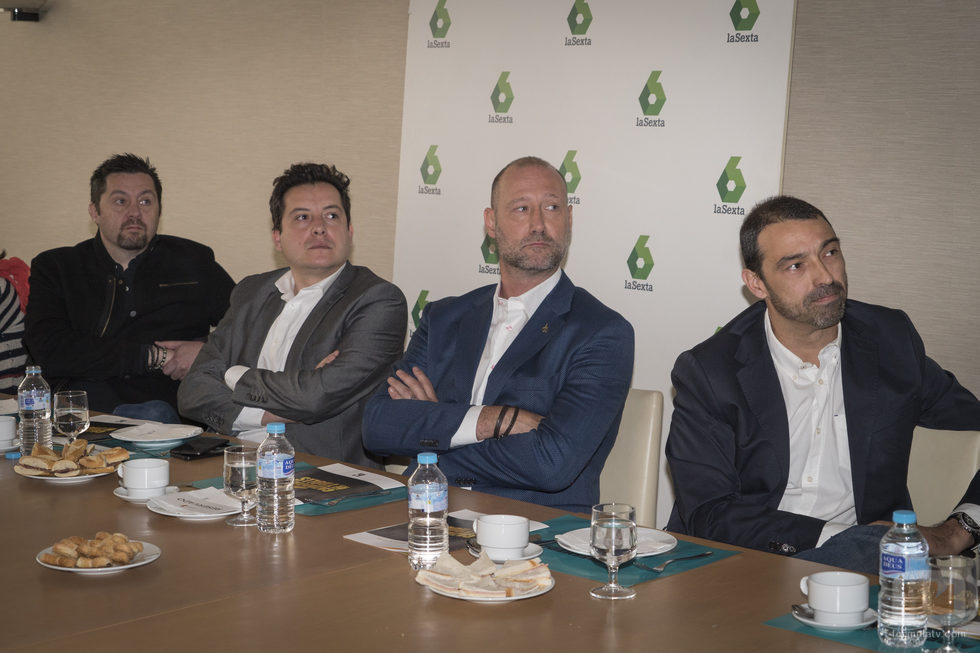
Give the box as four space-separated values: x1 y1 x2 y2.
472 520 479 534
117 465 125 480
799 576 809 596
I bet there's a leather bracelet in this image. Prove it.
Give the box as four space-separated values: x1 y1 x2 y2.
502 406 519 437
492 406 509 439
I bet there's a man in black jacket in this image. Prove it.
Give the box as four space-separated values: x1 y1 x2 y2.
24 154 234 418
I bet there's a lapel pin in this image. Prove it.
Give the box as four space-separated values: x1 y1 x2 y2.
541 323 549 334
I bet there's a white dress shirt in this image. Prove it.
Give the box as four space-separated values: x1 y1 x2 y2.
449 269 562 447
226 264 346 441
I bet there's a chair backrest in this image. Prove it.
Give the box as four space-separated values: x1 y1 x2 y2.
600 389 664 527
907 427 980 525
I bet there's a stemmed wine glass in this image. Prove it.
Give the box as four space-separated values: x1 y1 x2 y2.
589 502 638 599
926 555 978 652
53 390 89 444
223 445 258 527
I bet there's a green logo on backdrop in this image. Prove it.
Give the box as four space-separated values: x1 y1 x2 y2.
481 235 499 264
627 236 654 280
430 0 451 38
638 71 667 116
567 0 593 35
420 145 442 185
716 156 746 203
729 0 760 31
559 150 581 194
411 290 430 328
491 72 515 113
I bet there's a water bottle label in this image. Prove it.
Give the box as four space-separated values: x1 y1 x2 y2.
409 484 448 512
19 390 50 411
881 553 906 574
258 453 294 479
881 552 929 578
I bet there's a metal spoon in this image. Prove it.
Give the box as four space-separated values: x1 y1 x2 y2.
791 603 815 620
632 550 714 573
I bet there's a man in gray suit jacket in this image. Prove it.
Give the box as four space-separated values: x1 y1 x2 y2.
178 163 407 467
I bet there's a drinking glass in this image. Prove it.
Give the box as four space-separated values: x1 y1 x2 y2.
223 445 257 527
53 391 89 443
927 555 978 652
589 502 638 599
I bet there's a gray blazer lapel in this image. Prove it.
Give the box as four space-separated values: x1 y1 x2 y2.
840 310 879 518
242 283 287 367
284 266 354 369
736 314 792 489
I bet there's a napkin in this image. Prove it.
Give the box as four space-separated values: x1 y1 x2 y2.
113 423 202 442
148 487 242 516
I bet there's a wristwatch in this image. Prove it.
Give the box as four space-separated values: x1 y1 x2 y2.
950 512 980 548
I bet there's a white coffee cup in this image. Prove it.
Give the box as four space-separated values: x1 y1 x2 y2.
0 415 16 443
799 571 870 625
117 458 169 494
473 514 529 560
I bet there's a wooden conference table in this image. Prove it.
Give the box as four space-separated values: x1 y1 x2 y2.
1 440 867 652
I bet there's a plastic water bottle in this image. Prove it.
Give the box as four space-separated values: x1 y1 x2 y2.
18 366 52 456
256 422 295 534
878 509 929 648
407 452 449 570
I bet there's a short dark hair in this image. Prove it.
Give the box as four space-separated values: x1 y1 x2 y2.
89 153 162 210
490 156 567 210
269 163 352 231
740 195 832 274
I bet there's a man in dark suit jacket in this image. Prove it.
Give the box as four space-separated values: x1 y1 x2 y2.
666 196 980 571
178 163 406 467
362 156 634 512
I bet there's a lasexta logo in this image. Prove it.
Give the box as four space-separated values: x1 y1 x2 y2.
716 156 746 203
567 0 592 35
412 290 429 328
559 150 581 194
430 0 451 38
627 236 654 280
491 72 514 113
481 235 499 265
420 145 442 185
638 71 666 116
729 0 760 31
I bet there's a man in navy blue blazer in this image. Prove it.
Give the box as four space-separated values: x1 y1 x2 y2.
363 156 634 512
666 196 980 572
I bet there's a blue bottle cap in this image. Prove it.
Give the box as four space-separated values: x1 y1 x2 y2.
893 510 917 524
266 422 286 434
5 451 21 460
417 452 437 465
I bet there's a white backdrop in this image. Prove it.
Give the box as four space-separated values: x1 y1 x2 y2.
393 0 796 525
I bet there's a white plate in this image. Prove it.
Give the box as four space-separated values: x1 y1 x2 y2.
36 542 161 574
20 469 115 484
112 424 202 449
791 605 877 632
145 488 247 520
0 439 20 453
114 485 179 504
468 543 543 563
427 577 555 603
555 527 678 557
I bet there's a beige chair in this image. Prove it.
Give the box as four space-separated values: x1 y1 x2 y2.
907 427 980 525
599 389 664 527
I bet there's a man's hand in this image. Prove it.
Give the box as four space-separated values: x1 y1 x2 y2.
387 366 439 402
316 350 340 369
919 518 974 555
475 406 544 441
155 340 205 381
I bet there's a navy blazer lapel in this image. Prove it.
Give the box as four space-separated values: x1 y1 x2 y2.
839 308 879 520
735 308 792 488
284 265 354 369
483 273 573 403
453 290 493 402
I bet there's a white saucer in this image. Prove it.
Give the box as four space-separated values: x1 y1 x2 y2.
791 604 877 632
114 485 179 504
0 440 19 453
469 543 543 563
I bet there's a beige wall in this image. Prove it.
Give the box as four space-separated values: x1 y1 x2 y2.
0 0 408 283
783 0 980 392
2 0 977 396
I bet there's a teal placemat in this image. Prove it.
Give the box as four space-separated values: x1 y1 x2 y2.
765 587 980 651
191 462 407 515
536 515 738 584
